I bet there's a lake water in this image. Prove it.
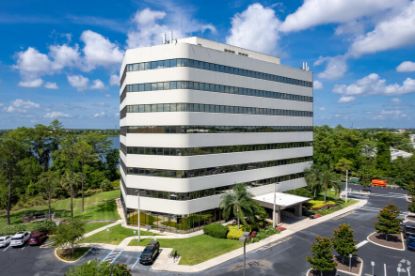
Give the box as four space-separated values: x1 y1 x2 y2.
110 136 120 149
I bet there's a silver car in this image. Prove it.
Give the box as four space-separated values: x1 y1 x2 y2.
10 232 30 247
0 236 11 247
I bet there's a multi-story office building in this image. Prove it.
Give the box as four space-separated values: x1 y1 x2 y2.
119 37 313 231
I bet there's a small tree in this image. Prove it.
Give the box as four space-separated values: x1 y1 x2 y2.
375 204 401 240
307 236 336 276
332 224 357 263
65 260 131 276
53 219 85 256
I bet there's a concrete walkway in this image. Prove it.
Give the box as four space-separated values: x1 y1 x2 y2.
83 220 122 238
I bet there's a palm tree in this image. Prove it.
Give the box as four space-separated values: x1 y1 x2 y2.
60 170 81 218
305 167 321 198
220 184 265 228
320 170 339 201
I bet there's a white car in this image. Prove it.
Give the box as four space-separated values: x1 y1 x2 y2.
10 232 31 247
0 236 11 247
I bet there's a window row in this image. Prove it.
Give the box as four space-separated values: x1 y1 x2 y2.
121 172 305 200
120 156 312 178
120 141 312 156
122 80 312 103
120 125 313 135
120 103 313 119
122 58 313 88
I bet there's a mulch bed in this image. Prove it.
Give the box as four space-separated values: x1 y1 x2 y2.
307 269 337 276
368 232 404 250
335 256 362 275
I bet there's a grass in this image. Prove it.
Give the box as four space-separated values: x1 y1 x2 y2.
129 234 243 265
56 247 90 261
0 190 120 234
81 224 156 245
317 199 358 216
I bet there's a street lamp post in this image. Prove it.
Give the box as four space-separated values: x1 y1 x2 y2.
239 232 250 276
371 261 375 276
272 182 277 228
345 169 349 202
137 191 141 243
349 253 352 272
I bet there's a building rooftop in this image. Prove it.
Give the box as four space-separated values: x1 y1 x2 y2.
254 192 309 209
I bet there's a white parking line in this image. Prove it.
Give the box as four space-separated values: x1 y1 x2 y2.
356 240 368 249
101 249 116 262
2 246 10 252
110 251 123 264
384 263 387 276
130 254 141 270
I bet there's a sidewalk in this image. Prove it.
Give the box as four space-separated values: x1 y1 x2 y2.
148 199 367 273
83 220 122 238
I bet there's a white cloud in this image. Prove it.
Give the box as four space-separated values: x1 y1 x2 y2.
391 97 401 104
127 7 215 49
338 96 356 103
280 0 403 32
44 82 58 89
49 44 81 70
93 111 105 118
319 106 326 111
18 78 44 88
44 111 70 119
349 1 415 57
333 73 415 102
226 3 280 54
313 80 323 90
110 74 119 86
374 109 408 120
81 30 123 70
397 61 415 72
67 74 89 91
91 79 105 90
315 56 347 80
5 99 40 113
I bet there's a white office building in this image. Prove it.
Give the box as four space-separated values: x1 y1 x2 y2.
119 37 313 231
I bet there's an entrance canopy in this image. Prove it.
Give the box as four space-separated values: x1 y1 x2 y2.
254 192 310 210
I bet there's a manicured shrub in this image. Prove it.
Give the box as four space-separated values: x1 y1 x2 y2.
29 220 57 233
203 223 228 239
308 200 336 210
226 225 244 240
251 227 279 242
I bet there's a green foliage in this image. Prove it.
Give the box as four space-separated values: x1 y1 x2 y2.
375 204 401 237
100 179 113 191
203 223 228 239
226 225 244 240
251 226 279 242
29 220 57 233
286 187 313 198
0 224 27 235
307 236 336 274
308 200 336 210
65 259 131 276
53 219 85 253
332 224 357 261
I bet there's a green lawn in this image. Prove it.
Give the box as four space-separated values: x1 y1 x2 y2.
81 224 156 245
0 190 120 234
129 235 243 265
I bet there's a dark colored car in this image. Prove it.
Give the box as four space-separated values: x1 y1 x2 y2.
139 240 160 265
28 231 48 246
407 235 415 251
404 222 415 238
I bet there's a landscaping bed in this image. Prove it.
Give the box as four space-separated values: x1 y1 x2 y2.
335 256 362 275
368 232 404 250
56 247 90 262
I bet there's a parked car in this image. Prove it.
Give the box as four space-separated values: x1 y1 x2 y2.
0 236 11 248
139 240 160 265
10 232 31 247
406 235 415 251
404 222 415 238
28 231 48 246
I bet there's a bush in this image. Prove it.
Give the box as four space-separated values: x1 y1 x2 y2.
203 223 228 239
100 179 113 191
66 259 131 276
308 200 336 210
29 220 57 233
0 224 26 235
251 227 279 242
227 225 244 240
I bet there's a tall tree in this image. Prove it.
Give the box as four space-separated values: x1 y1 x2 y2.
332 224 357 263
307 236 336 276
375 204 401 240
0 130 29 224
53 218 85 255
36 170 60 220
320 169 339 201
305 166 322 198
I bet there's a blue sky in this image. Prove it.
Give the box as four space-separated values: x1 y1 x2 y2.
0 0 414 129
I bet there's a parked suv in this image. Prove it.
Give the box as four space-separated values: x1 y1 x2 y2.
404 222 415 238
0 236 11 248
139 240 160 265
29 231 48 246
10 232 31 247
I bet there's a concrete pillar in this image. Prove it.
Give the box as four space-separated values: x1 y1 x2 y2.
273 209 281 224
294 204 302 217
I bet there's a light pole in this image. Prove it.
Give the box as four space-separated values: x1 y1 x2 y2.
137 191 141 243
239 232 250 276
345 169 349 202
371 261 375 276
349 253 352 272
272 182 277 228
398 266 402 276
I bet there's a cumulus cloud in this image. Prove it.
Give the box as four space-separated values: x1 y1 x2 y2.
391 97 401 104
127 7 215 48
44 111 70 119
333 73 415 102
280 0 403 32
314 56 347 80
67 74 89 91
110 74 119 86
91 79 105 90
93 111 106 118
397 61 415 72
44 82 58 89
5 99 40 113
374 109 408 120
349 1 415 57
313 80 323 90
226 3 280 54
49 44 81 70
18 78 44 88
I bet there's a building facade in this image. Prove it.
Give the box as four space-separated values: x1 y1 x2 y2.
119 37 313 231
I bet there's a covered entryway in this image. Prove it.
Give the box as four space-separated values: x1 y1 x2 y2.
254 192 310 224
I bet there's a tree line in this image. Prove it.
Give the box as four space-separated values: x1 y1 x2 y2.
0 120 119 224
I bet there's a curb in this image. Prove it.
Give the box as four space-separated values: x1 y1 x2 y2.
366 232 405 251
54 247 92 264
336 257 364 276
